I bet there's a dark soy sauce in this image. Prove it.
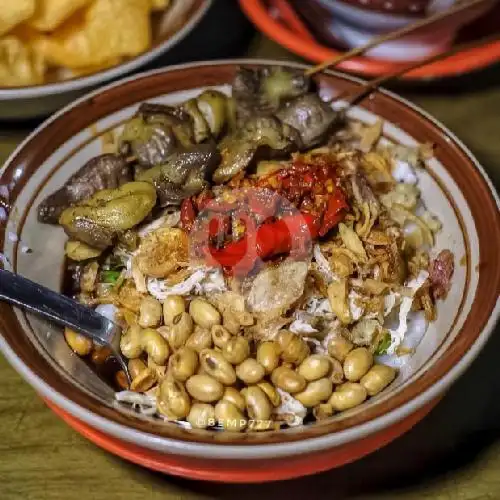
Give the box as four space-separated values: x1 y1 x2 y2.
61 259 126 391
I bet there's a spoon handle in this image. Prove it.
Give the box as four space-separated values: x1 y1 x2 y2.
0 269 121 350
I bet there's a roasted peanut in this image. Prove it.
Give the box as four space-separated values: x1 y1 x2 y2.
162 295 186 324
313 403 334 421
128 358 147 379
186 326 213 352
148 357 167 379
157 376 191 419
158 314 191 351
138 296 162 328
222 336 250 365
120 324 143 359
329 357 345 385
189 298 221 329
257 381 281 407
200 349 237 385
295 378 333 407
214 400 247 432
271 366 306 394
169 347 199 382
141 328 170 365
122 309 138 328
256 341 280 374
211 325 232 349
64 328 93 356
187 403 215 429
236 358 265 385
238 311 254 326
186 374 224 403
343 347 374 382
222 387 246 412
130 367 157 392
298 354 331 381
329 382 367 411
196 364 207 375
327 334 354 362
276 330 310 364
244 386 272 421
360 364 397 396
168 312 194 350
222 310 241 335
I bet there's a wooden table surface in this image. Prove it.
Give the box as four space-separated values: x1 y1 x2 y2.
1 27 500 499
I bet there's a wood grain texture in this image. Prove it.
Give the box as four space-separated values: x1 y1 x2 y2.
1 35 499 499
2 350 500 499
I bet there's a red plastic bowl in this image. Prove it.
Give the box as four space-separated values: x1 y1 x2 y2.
239 0 500 79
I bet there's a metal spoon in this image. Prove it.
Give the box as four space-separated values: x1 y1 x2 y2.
0 268 131 383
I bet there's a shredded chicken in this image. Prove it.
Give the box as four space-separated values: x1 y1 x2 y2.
114 391 158 417
148 267 227 300
386 270 429 353
305 296 333 316
313 244 335 283
289 317 318 335
392 160 418 184
273 389 307 427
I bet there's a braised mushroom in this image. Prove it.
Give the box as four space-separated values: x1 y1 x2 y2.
59 181 157 249
276 93 339 149
232 66 310 123
212 115 300 183
119 102 195 168
136 143 221 206
38 154 132 224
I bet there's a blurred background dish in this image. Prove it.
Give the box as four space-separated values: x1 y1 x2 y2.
239 0 500 79
289 0 496 61
0 0 213 120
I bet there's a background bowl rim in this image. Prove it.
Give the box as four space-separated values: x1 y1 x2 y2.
0 0 212 100
238 0 500 79
0 59 498 459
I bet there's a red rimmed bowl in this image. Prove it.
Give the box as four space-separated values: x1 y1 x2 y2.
289 0 496 61
44 396 442 482
0 60 499 480
239 0 500 79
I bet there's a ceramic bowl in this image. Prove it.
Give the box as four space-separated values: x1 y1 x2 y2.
0 0 212 121
0 61 498 477
290 0 497 60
